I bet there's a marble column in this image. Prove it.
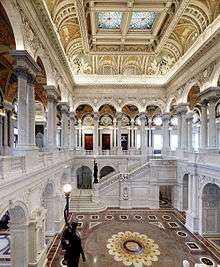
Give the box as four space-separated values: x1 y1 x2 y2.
59 102 70 149
2 101 13 155
199 87 220 151
113 119 117 148
207 99 218 148
117 112 122 151
27 74 36 148
186 175 199 232
186 112 193 151
12 51 40 152
177 103 188 150
139 113 146 154
78 119 82 149
28 220 37 264
69 112 76 150
10 224 28 267
93 112 99 154
200 102 208 149
44 86 59 149
130 120 135 148
162 112 171 153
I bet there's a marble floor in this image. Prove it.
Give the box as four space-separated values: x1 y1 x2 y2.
48 209 220 267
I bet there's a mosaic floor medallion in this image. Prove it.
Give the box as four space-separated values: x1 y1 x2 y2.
186 242 200 250
105 215 114 220
200 257 214 265
148 215 157 220
162 215 171 220
134 215 142 220
177 231 187 238
107 231 160 266
76 215 84 220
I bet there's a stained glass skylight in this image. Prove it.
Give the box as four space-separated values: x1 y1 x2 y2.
97 12 123 30
129 12 157 30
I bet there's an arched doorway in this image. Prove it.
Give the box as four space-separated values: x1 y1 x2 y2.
202 183 220 234
100 166 115 178
76 166 92 189
183 174 189 210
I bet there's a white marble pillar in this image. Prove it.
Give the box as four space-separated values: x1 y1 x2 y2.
28 220 37 264
208 100 217 148
139 113 146 154
78 119 82 149
200 102 208 149
93 112 99 154
2 101 13 154
117 112 122 151
10 224 28 267
69 112 76 150
162 112 171 153
12 51 40 152
130 120 135 148
186 112 193 151
188 174 193 212
27 75 36 148
44 86 59 149
177 103 188 150
113 119 117 148
59 102 70 149
14 68 28 148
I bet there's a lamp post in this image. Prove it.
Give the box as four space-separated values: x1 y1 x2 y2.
63 183 72 224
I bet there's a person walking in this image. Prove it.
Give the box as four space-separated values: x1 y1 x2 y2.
61 222 86 267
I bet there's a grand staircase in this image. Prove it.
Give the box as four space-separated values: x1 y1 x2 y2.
69 156 161 212
69 189 106 213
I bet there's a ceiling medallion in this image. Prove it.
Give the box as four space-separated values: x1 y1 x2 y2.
107 231 160 266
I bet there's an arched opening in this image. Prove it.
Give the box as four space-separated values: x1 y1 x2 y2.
100 166 115 179
202 183 220 235
183 174 189 210
0 2 17 154
146 105 162 153
98 104 116 150
76 104 93 150
76 166 92 189
34 57 47 150
42 183 55 235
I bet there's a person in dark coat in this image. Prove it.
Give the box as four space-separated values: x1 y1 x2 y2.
61 222 86 267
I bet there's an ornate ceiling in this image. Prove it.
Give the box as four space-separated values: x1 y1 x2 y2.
45 0 220 76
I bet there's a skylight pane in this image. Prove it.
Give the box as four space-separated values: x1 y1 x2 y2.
129 12 156 30
97 11 123 30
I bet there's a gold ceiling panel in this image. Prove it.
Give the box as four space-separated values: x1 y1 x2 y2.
44 0 220 76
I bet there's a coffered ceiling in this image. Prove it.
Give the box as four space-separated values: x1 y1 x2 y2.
45 0 220 76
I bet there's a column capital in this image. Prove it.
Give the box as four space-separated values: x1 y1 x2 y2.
176 103 188 115
185 112 194 121
93 111 99 121
199 86 220 104
59 102 70 114
44 85 60 102
69 111 76 122
139 113 146 125
116 112 123 120
162 112 171 122
3 101 13 111
11 50 40 77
